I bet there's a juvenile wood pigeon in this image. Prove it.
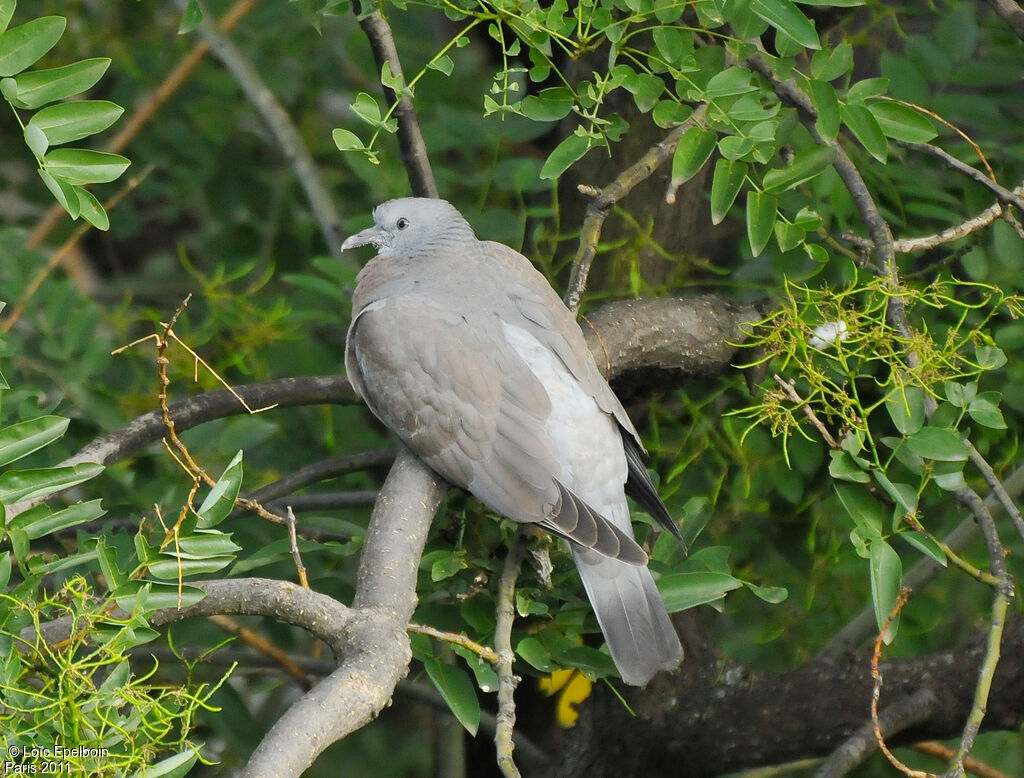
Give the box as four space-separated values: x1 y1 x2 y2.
342 197 683 686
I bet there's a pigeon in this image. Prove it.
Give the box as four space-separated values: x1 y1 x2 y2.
342 197 683 686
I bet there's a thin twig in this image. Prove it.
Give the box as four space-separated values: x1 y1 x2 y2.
284 507 310 589
870 589 937 778
179 0 348 258
911 741 1015 778
206 613 311 686
842 185 1024 254
408 623 500 665
963 439 1024 544
896 141 1024 214
946 490 1014 773
494 531 527 778
563 104 708 314
353 4 438 198
1 165 154 334
772 374 839 448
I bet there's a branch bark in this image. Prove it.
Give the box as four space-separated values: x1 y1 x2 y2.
548 618 1024 777
241 448 445 777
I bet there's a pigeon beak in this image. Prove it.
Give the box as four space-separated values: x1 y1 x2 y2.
341 225 384 252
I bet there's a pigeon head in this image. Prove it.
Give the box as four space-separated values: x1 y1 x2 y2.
341 197 476 257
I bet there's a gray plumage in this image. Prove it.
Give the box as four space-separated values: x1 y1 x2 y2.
342 197 683 686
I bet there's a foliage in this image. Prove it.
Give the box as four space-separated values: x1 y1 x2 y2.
0 0 1022 775
0 0 128 230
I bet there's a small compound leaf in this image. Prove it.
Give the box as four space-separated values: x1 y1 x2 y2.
10 58 110 109
0 16 67 77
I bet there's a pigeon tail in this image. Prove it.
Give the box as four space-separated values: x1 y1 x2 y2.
572 546 683 686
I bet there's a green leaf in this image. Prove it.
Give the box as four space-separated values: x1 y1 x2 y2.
835 483 885 534
897 531 947 567
846 77 889 104
516 636 557 671
38 168 79 216
75 186 109 230
451 645 499 693
9 58 110 109
869 538 902 643
351 91 383 125
178 0 204 34
380 61 408 96
520 87 574 121
840 103 887 162
43 148 131 185
23 123 47 158
828 449 870 483
423 658 481 736
743 581 789 603
873 472 917 517
885 386 925 435
177 530 242 558
0 16 67 77
867 101 937 142
431 553 468 581
625 72 664 112
128 747 200 778
332 128 366 151
750 0 820 50
807 79 840 139
762 146 833 192
197 450 243 528
27 100 124 146
0 462 103 504
905 426 967 462
671 126 716 185
709 158 747 225
652 100 692 129
147 555 234 579
0 1 14 35
11 499 104 539
427 54 454 76
0 552 10 590
97 536 127 591
657 571 743 613
974 344 1006 370
539 133 592 180
968 392 1006 429
746 191 777 256
933 460 968 491
811 43 853 81
115 582 207 613
0 415 69 467
704 66 756 98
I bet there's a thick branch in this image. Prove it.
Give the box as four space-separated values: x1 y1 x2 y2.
241 449 445 777
581 296 763 388
549 618 1024 777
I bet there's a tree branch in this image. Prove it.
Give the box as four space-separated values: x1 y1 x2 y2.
563 104 708 314
353 5 438 198
548 618 1024 777
896 140 1024 213
179 0 349 260
241 448 446 777
981 0 1024 40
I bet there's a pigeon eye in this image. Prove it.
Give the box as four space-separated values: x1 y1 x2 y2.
396 217 410 230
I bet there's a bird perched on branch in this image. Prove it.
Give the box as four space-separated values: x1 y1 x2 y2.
342 197 683 686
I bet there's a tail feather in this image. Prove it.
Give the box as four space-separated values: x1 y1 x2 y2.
572 546 683 686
